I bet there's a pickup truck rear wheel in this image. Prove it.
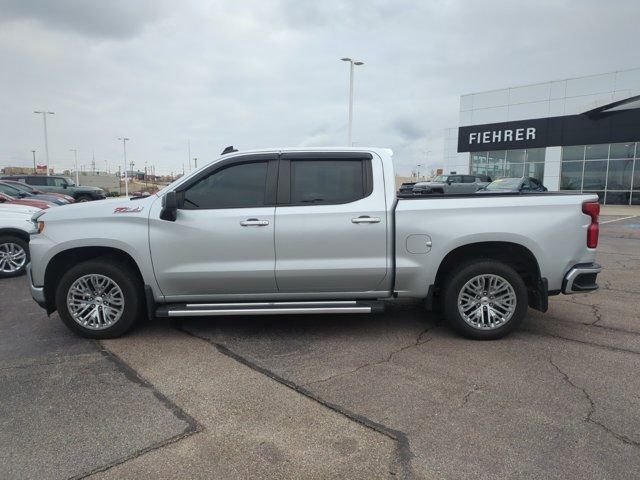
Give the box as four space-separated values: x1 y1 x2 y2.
55 259 141 339
443 260 527 340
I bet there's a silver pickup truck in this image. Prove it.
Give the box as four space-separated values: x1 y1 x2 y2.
27 147 601 340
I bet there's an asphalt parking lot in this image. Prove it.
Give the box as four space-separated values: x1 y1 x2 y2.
1 215 638 479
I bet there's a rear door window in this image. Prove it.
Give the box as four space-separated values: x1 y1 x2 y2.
287 159 370 205
26 176 46 186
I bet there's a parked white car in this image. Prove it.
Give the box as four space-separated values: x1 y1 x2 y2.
0 204 38 277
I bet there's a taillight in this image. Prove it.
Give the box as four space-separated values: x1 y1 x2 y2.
582 201 600 248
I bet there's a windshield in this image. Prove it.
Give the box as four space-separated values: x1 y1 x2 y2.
63 177 76 187
6 182 32 193
486 178 521 190
433 175 449 182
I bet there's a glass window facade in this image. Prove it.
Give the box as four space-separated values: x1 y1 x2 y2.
470 148 545 181
560 142 639 205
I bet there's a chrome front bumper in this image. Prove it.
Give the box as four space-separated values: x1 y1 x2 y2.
26 263 47 308
562 263 602 294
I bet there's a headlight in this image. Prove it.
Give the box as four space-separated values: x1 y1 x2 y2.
38 221 45 234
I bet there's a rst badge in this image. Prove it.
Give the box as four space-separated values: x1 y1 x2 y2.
113 206 144 214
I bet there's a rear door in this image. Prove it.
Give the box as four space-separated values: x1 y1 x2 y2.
274 152 388 293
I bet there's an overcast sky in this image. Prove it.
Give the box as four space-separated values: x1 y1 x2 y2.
1 0 639 176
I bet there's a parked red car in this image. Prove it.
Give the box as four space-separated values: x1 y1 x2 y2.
0 192 52 209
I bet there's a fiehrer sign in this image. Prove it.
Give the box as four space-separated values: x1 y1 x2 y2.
458 107 640 153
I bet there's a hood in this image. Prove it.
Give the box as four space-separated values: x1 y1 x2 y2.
76 185 104 192
0 203 41 215
38 195 157 222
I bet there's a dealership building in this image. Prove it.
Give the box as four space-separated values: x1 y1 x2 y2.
443 67 640 204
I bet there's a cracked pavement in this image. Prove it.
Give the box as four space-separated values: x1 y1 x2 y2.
1 215 639 479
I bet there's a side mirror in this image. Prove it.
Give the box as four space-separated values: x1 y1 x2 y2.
446 179 453 185
160 191 178 221
62 184 68 189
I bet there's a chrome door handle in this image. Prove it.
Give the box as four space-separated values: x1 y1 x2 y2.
240 219 269 226
351 216 381 224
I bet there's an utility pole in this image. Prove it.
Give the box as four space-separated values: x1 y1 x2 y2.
118 137 130 196
31 150 37 174
34 111 54 175
340 58 364 146
70 149 79 185
416 164 423 180
91 151 96 174
188 139 191 172
193 157 198 169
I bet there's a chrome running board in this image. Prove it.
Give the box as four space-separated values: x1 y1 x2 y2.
155 300 383 318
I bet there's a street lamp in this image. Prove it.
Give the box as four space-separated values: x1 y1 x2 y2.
118 137 130 196
416 164 424 180
31 150 37 174
70 149 79 185
341 57 364 146
34 111 54 175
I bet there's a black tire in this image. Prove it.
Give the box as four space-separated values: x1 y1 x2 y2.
443 260 528 340
0 235 29 278
55 258 142 339
76 195 92 202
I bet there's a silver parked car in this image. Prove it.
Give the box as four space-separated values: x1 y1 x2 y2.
412 174 492 195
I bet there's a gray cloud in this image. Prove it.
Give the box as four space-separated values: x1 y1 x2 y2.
0 0 638 176
0 0 166 39
392 117 427 141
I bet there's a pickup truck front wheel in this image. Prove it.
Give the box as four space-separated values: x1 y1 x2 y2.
55 259 141 339
443 261 528 340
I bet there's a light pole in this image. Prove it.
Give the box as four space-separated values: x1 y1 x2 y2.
416 164 424 180
31 150 37 174
193 157 198 169
188 139 191 172
341 58 364 146
34 111 54 174
70 149 79 185
118 137 130 196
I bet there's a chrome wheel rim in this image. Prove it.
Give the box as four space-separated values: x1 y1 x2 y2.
457 274 516 330
66 274 124 330
0 242 27 273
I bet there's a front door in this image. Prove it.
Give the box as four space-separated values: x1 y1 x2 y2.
274 152 389 293
45 177 68 194
149 154 278 298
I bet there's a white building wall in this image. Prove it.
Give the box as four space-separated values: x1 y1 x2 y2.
460 67 640 125
542 147 561 191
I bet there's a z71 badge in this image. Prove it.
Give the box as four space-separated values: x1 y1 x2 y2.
113 206 144 214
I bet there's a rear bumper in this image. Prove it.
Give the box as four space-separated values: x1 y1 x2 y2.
562 263 601 294
26 263 47 309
